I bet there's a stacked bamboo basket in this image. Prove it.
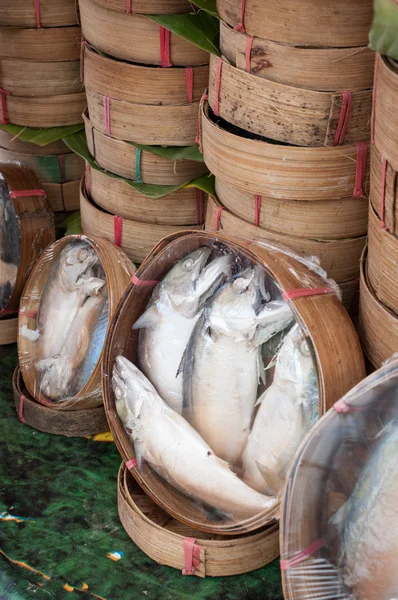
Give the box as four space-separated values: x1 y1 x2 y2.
78 0 209 263
201 0 375 309
0 0 85 220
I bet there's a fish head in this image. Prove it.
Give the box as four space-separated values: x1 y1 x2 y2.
36 355 73 400
59 242 99 290
112 356 160 424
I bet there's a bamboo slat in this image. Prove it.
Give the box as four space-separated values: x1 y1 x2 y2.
0 147 84 184
201 103 369 200
0 59 83 97
91 0 192 13
18 234 135 410
0 0 79 27
0 317 18 345
118 464 280 577
216 0 373 47
208 56 371 147
0 129 69 155
219 21 375 92
215 179 368 240
369 142 398 234
374 55 398 170
0 26 81 61
79 0 209 66
43 180 80 213
1 93 86 128
102 230 365 534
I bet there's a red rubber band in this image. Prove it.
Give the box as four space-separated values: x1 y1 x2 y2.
113 215 123 247
103 96 111 136
195 188 205 225
233 0 246 32
214 206 223 231
280 539 324 571
9 189 46 198
195 92 208 152
159 27 172 68
125 458 137 470
353 142 367 198
131 274 159 287
334 398 364 414
126 0 132 12
0 308 17 316
57 154 66 184
371 53 380 145
0 88 10 126
18 310 37 318
19 395 26 424
333 91 352 146
33 0 42 28
80 39 87 82
245 36 254 73
282 288 335 301
254 194 261 226
185 67 194 104
182 537 201 576
380 157 388 230
214 58 223 117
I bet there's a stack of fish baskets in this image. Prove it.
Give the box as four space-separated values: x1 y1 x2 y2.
0 0 85 218
202 0 374 309
78 0 209 263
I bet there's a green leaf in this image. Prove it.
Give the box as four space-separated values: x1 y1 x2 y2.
63 212 83 236
185 173 215 196
148 11 220 55
187 0 218 18
131 142 204 162
0 123 84 146
369 0 398 59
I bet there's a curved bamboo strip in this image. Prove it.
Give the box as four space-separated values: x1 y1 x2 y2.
0 0 79 27
0 147 84 184
102 230 365 534
0 317 18 345
215 179 368 240
80 0 209 66
201 103 369 200
0 59 82 97
0 129 69 155
43 180 80 213
374 55 398 170
92 0 191 13
216 0 373 47
219 21 375 92
2 93 86 128
208 56 372 147
0 26 81 61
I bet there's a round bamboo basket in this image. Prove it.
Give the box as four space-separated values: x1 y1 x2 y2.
208 56 372 147
216 0 373 47
0 59 82 97
0 317 18 345
0 0 79 27
374 55 398 170
43 180 80 213
13 366 108 437
219 21 375 92
370 141 398 234
102 230 365 535
206 195 365 284
79 0 209 66
84 114 207 184
2 92 86 128
91 0 192 13
0 26 81 61
0 147 84 184
18 234 135 410
339 279 360 313
0 129 69 155
118 463 280 577
86 166 204 226
215 179 368 240
201 103 369 200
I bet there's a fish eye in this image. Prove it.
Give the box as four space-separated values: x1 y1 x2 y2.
232 278 248 293
184 259 194 270
299 339 310 356
78 248 89 262
115 386 123 399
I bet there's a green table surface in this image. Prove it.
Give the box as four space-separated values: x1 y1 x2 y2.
0 348 284 600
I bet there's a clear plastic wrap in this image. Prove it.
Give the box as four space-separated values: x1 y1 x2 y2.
0 174 21 310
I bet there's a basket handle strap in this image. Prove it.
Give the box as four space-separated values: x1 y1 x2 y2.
126 0 132 12
125 458 137 470
333 90 352 146
159 27 172 68
353 142 367 199
9 190 46 198
131 274 159 287
113 216 123 247
185 67 194 104
33 0 42 28
182 537 201 576
234 0 246 33
0 88 10 126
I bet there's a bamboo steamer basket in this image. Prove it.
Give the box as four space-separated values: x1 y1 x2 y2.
86 166 204 226
0 26 81 61
79 0 209 66
102 230 365 535
2 93 86 128
118 463 280 577
0 59 82 97
0 317 18 345
219 21 375 92
215 179 368 240
208 56 372 147
0 147 84 184
0 0 79 27
206 195 365 284
370 141 398 234
216 0 373 47
339 280 360 313
91 0 191 13
43 180 80 213
13 366 108 436
201 103 369 200
84 114 207 184
373 55 398 170
18 234 135 410
0 129 69 155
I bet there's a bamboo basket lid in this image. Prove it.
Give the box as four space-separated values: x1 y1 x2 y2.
118 464 280 577
215 179 368 240
91 0 192 13
13 366 108 436
80 183 202 263
0 59 83 97
84 113 207 184
0 147 84 184
216 0 373 47
206 195 365 284
79 0 209 66
208 56 372 147
0 0 79 27
373 55 398 170
201 103 369 200
86 88 198 146
1 92 86 128
18 234 135 410
0 26 81 61
0 317 18 345
0 129 69 155
102 230 365 534
219 21 375 92
43 180 80 213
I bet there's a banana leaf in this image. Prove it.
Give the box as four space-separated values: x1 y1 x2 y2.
187 0 218 18
0 123 84 146
63 212 83 236
148 11 220 55
131 142 204 162
185 173 215 196
369 0 398 59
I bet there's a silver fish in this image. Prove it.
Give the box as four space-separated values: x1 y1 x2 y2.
113 356 277 520
134 248 232 414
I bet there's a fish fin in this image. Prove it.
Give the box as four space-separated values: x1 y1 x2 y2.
255 462 284 496
132 305 158 330
257 350 266 385
175 347 187 379
78 276 106 296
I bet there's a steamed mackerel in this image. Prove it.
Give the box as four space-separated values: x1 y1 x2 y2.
113 356 277 520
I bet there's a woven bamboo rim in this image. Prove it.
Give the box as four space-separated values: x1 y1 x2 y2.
0 147 84 184
0 0 79 27
118 463 280 577
13 366 108 437
2 92 86 128
86 166 204 226
0 26 81 61
206 195 365 283
0 59 82 97
0 317 18 345
42 180 80 213
374 55 398 171
103 230 365 534
201 103 369 200
80 0 209 66
0 129 69 155
215 179 368 240
18 234 134 410
91 0 191 13
219 21 375 92
208 56 372 147
216 0 373 47
84 113 207 184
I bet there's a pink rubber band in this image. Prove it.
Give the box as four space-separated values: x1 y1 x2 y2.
254 194 261 226
371 54 380 145
126 0 132 12
0 308 17 316
0 88 10 126
282 288 335 301
85 163 90 193
234 0 246 32
214 206 223 231
9 189 46 198
245 36 254 73
125 458 137 470
114 215 123 247
159 26 172 68
103 96 111 136
195 92 208 152
33 0 42 28
334 398 364 414
213 58 223 117
280 539 324 571
18 309 37 318
80 40 87 82
353 142 367 198
185 67 194 104
57 154 66 184
195 189 205 225
182 537 201 576
19 395 26 424
333 90 352 146
131 274 159 287
380 157 388 230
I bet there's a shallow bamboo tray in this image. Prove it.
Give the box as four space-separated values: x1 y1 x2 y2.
219 21 375 92
206 196 365 284
2 92 86 128
0 0 79 27
0 26 81 61
208 56 371 147
18 234 134 410
215 179 368 240
103 230 365 534
92 0 191 13
0 59 82 97
373 55 398 170
0 129 69 155
80 0 209 66
217 0 373 47
201 103 369 200
0 317 18 345
13 366 108 437
0 147 84 184
118 463 280 577
43 180 80 213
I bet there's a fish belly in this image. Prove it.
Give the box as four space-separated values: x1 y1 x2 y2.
38 285 83 358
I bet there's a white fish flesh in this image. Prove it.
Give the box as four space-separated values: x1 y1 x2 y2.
113 356 277 520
